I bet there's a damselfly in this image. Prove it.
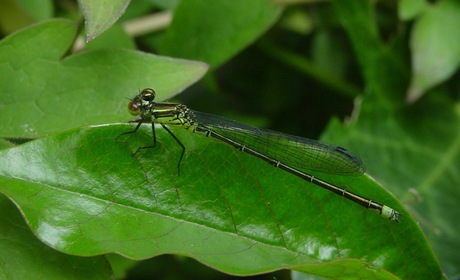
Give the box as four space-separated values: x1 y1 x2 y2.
118 88 401 222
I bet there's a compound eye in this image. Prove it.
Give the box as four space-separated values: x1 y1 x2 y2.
128 101 140 116
142 88 156 102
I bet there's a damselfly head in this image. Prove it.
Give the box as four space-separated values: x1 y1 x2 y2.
128 88 157 116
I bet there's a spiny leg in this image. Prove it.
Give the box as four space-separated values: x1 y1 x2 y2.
131 122 158 155
161 124 185 176
117 120 185 175
116 119 158 155
115 118 144 140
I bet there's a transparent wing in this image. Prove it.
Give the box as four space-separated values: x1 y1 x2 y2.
193 111 365 176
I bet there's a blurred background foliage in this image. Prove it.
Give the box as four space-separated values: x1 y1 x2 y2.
0 0 459 279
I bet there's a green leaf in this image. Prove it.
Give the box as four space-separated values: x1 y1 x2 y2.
398 0 427 21
407 0 460 103
0 139 14 150
0 194 112 279
15 0 54 20
1 2 455 278
0 123 440 278
78 0 131 41
0 19 208 138
159 0 282 69
85 23 136 50
332 0 454 277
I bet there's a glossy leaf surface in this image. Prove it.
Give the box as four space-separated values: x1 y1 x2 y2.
0 124 440 278
0 195 112 279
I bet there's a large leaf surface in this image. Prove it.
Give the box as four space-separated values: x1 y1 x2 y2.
0 19 208 138
0 123 441 278
159 0 282 69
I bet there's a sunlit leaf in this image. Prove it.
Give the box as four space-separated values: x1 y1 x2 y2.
0 123 439 278
0 19 208 138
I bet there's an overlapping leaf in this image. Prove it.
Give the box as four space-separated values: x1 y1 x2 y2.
0 19 208 138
